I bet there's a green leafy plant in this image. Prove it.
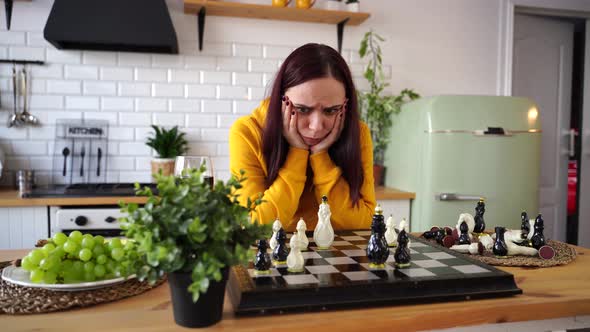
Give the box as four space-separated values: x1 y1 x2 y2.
358 30 420 165
146 125 189 159
119 167 271 302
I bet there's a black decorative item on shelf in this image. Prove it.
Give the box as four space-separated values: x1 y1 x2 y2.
4 0 13 30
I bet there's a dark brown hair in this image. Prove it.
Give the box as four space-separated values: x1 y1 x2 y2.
262 43 363 205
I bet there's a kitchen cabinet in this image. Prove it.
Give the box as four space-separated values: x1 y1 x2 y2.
0 207 48 249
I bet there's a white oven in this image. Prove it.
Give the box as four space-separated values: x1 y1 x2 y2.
49 206 126 238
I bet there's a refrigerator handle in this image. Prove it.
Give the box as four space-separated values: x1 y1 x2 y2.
437 193 484 201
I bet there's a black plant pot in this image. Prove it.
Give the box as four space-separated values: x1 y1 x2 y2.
168 267 229 328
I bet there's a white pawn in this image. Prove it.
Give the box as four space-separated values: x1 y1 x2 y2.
385 214 397 247
296 217 309 251
478 234 494 251
287 233 304 272
504 229 538 256
269 218 282 250
313 195 334 249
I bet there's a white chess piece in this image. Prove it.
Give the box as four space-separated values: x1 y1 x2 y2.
313 196 334 249
296 217 309 251
450 242 483 255
287 233 304 272
385 214 397 247
504 229 538 256
457 213 475 240
478 234 494 251
269 219 282 250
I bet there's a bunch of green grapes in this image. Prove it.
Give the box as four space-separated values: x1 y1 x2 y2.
20 231 138 284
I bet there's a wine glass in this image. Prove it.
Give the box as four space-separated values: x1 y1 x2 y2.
174 155 214 188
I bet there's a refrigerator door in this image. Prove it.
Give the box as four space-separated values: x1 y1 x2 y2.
385 95 541 232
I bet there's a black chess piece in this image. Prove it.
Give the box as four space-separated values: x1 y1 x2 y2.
473 199 486 233
520 211 530 240
272 228 289 263
457 221 471 245
530 214 546 250
366 205 389 267
434 228 446 245
421 227 440 240
254 239 272 273
394 229 411 268
493 226 508 257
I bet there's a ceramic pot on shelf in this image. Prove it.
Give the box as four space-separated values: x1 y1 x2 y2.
345 1 359 12
150 158 175 180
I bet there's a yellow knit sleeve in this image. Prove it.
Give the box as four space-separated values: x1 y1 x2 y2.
229 117 310 226
309 122 376 229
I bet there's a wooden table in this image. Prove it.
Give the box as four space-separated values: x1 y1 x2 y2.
1 246 589 332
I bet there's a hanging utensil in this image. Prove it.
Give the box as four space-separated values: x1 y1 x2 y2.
96 147 102 176
5 0 13 30
8 65 21 128
80 146 85 177
62 147 70 176
19 67 39 125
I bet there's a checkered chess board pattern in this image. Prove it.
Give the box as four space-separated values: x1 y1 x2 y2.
245 231 493 288
228 230 521 315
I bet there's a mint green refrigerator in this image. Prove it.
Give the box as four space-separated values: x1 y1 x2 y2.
384 95 541 232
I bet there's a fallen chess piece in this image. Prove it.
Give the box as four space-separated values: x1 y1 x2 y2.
450 242 484 255
270 218 282 251
385 214 397 247
538 245 555 260
287 233 305 272
504 229 538 256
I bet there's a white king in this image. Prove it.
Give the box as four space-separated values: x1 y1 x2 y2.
313 195 334 249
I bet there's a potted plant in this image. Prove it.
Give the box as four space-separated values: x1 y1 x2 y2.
345 0 359 12
357 30 420 186
146 125 188 178
119 167 270 328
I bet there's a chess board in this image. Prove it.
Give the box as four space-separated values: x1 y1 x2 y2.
228 230 522 315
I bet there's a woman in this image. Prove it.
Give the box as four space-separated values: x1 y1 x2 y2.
229 43 376 231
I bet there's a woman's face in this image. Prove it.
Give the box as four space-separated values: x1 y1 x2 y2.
284 77 346 147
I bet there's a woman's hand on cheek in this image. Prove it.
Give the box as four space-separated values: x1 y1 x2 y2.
282 96 308 150
310 108 346 155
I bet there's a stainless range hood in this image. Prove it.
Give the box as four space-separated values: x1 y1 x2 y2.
44 0 178 54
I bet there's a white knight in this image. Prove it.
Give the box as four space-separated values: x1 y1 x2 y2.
296 217 309 251
313 195 334 249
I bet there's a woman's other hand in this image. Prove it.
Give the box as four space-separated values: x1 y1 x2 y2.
282 96 308 150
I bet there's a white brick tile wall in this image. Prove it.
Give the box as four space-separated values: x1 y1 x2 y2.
153 83 184 97
217 143 229 156
65 96 99 110
5 157 30 170
233 43 262 57
12 141 47 155
186 114 217 128
218 86 248 100
201 128 229 142
108 127 135 141
30 64 63 79
65 65 98 80
120 113 152 127
169 69 200 83
83 81 117 96
118 83 151 97
136 98 167 112
153 113 185 127
263 45 293 59
101 97 134 111
26 33 49 47
234 72 263 86
118 53 151 67
29 95 64 109
46 111 82 123
134 127 153 141
186 85 216 98
46 80 81 94
28 126 54 140
30 157 53 171
135 68 168 82
0 32 26 45
249 87 266 100
183 128 201 141
201 71 231 85
117 171 151 183
217 115 241 128
47 49 82 64
119 142 151 156
0 47 6 58
9 47 45 61
170 99 200 112
0 128 27 140
212 156 230 170
153 54 184 68
234 100 261 114
184 56 217 70
202 100 232 113
187 142 217 156
101 67 133 81
82 111 118 124
83 51 117 66
199 43 232 57
135 157 152 171
249 59 279 72
107 142 119 156
108 157 135 170
216 57 248 71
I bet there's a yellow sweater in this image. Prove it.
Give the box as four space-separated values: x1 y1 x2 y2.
229 100 377 231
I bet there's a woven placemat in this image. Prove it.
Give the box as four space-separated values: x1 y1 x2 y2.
0 262 166 315
467 240 577 267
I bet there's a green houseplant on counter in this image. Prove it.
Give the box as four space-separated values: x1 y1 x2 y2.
357 30 420 186
146 125 189 179
119 167 270 328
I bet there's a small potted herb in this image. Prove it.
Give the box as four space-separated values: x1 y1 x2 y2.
146 125 188 178
120 167 270 328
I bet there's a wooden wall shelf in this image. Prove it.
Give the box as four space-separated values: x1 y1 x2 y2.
183 0 371 52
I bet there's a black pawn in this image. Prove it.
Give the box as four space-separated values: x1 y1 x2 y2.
493 226 508 257
473 199 486 233
530 214 546 250
254 239 272 272
366 206 389 267
458 221 471 245
520 211 530 240
435 228 446 245
272 228 289 262
394 229 411 268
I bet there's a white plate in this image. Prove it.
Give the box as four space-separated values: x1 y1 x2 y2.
1 265 134 291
